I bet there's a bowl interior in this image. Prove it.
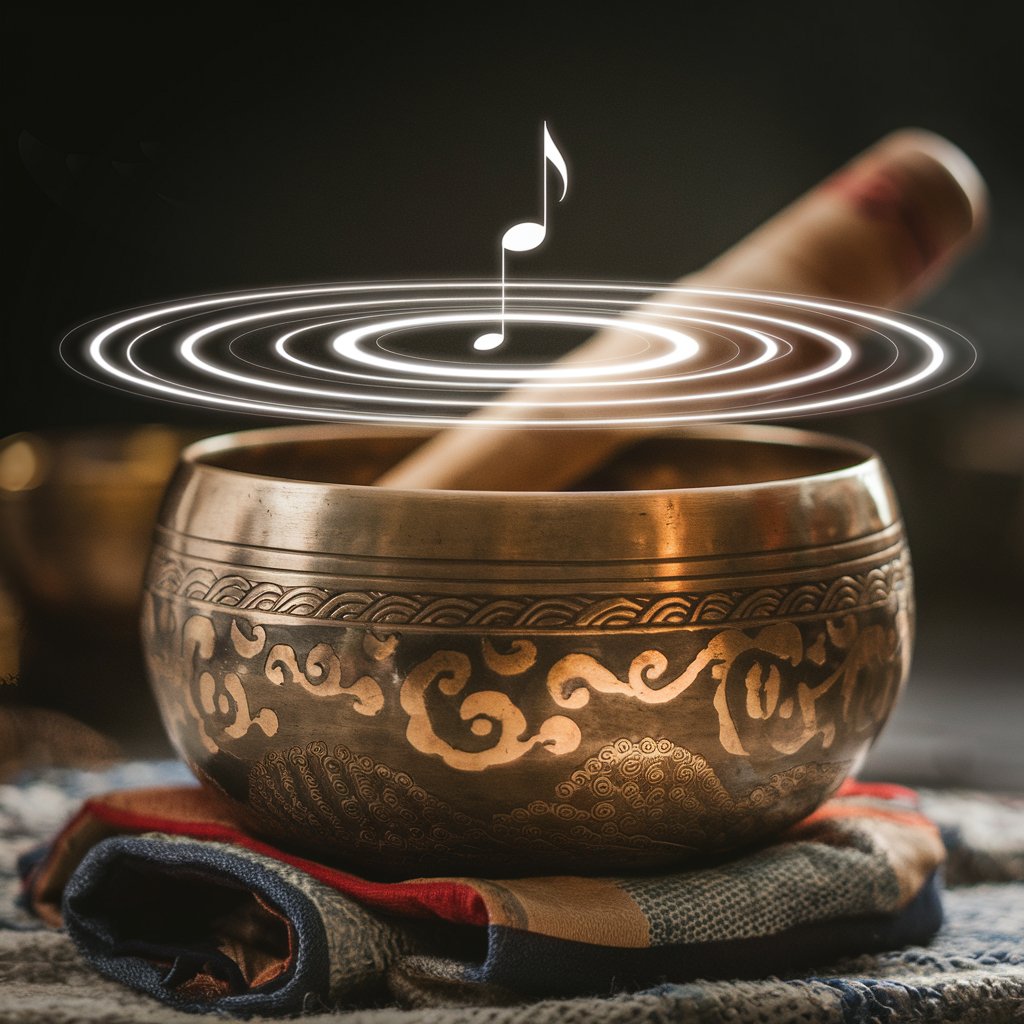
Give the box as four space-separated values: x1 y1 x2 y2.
194 431 862 491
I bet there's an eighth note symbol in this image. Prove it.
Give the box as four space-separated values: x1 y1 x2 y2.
474 122 569 352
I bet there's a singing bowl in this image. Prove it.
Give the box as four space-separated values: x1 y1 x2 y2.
142 424 913 876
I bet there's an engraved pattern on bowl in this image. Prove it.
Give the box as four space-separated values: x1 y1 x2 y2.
141 425 913 876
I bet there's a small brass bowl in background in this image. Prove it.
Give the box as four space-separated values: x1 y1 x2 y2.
142 424 913 876
0 427 203 751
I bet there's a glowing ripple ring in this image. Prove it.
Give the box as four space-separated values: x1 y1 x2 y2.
275 314 782 389
62 280 974 427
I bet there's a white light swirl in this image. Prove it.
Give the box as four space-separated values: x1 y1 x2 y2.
61 280 974 426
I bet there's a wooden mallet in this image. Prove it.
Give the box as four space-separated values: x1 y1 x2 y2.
377 130 986 492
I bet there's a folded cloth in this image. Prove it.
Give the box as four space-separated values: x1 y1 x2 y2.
20 780 946 1016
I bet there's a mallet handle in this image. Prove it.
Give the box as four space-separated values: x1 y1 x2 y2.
376 130 986 492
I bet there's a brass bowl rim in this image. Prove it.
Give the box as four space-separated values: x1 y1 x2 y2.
178 422 882 500
159 423 899 567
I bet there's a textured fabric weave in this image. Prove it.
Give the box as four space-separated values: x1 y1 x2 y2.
2 888 1023 1022
16 777 953 1014
2 765 1023 1021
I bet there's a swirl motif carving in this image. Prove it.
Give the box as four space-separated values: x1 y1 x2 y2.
178 614 279 750
264 642 384 717
230 619 267 659
156 602 904 776
548 645 729 709
197 671 278 740
246 738 845 873
147 547 909 629
400 649 581 771
547 615 904 759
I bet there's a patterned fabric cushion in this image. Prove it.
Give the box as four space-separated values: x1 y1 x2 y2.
14 777 960 1015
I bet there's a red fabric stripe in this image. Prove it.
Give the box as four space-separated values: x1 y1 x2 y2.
74 801 490 927
793 802 937 833
30 780 924 932
836 779 919 803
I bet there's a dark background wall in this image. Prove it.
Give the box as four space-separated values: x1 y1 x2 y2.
3 6 1022 781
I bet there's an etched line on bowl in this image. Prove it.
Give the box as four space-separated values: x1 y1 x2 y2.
148 534 908 593
146 547 909 629
153 521 905 569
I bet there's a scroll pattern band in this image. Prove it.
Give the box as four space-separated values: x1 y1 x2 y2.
147 544 909 630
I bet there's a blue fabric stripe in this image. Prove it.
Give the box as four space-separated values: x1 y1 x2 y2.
61 836 331 1017
468 873 943 998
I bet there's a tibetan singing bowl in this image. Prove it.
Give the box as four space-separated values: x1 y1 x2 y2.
142 424 913 876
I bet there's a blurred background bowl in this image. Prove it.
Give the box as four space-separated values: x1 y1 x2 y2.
0 426 205 754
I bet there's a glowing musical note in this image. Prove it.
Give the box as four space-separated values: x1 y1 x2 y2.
474 122 569 352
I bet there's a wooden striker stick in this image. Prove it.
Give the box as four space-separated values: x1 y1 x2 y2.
376 130 987 492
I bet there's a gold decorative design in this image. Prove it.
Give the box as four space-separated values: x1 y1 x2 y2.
156 602 904 778
714 616 904 757
264 643 384 717
169 614 281 751
400 650 581 771
230 619 267 659
246 738 845 872
362 631 398 662
176 614 219 753
547 645 727 708
153 612 397 761
482 638 538 676
181 613 216 663
147 548 909 629
547 616 904 759
198 670 278 740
